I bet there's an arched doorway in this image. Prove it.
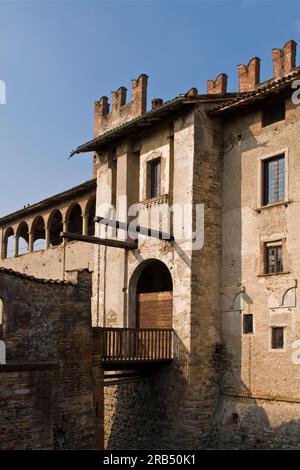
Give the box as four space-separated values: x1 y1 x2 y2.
134 260 173 329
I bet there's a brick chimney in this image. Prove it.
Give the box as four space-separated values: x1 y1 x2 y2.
151 98 163 110
272 40 297 79
238 57 260 92
207 73 228 94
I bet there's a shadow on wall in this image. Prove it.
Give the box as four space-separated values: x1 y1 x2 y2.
104 332 192 450
210 379 300 449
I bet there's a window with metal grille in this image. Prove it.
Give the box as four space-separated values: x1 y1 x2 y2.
262 102 285 127
265 242 283 274
243 314 253 334
263 155 285 205
148 158 161 199
272 327 284 349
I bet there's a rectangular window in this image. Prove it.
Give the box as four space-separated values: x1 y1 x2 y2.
243 314 253 334
263 155 285 205
265 242 283 274
262 102 285 127
148 158 161 199
272 327 284 349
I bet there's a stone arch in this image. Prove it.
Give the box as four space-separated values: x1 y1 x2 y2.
16 221 29 255
129 259 173 328
48 209 63 246
3 226 14 258
31 215 46 251
86 196 96 236
66 203 83 235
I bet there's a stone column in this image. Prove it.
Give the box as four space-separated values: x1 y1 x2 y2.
28 231 33 252
45 225 50 249
82 215 89 236
14 236 19 257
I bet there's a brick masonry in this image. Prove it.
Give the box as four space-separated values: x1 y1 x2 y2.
0 269 100 449
0 364 56 450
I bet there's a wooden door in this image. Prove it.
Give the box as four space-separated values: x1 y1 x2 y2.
136 291 172 328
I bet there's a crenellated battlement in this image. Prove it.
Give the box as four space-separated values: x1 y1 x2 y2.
207 39 297 95
94 73 148 139
272 39 297 80
238 57 261 92
207 73 228 94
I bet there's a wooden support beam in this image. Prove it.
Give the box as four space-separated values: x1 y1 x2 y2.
94 216 174 241
60 232 137 250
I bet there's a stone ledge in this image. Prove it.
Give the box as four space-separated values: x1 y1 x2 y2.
255 199 293 213
258 271 291 278
140 193 168 209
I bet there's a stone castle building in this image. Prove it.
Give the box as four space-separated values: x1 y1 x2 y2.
1 39 300 449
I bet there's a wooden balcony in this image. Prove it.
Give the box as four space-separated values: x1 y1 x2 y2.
95 327 173 370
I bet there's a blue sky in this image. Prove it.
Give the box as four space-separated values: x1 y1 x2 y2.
0 0 299 216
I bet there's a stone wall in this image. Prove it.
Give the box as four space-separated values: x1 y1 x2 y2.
0 268 99 449
211 394 300 449
104 364 189 450
0 364 56 450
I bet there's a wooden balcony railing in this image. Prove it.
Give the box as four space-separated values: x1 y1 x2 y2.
97 327 173 365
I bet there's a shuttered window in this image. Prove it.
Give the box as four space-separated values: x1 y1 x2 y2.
148 158 161 199
263 155 285 205
265 242 283 274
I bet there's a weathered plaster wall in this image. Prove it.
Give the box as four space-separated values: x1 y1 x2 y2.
0 241 94 281
217 95 300 446
94 104 223 449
